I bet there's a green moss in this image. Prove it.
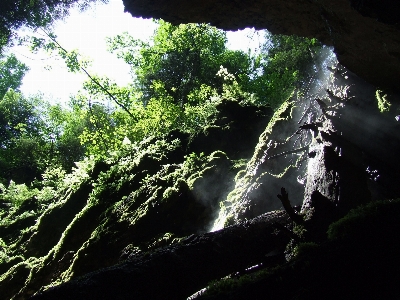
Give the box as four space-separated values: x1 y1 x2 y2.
249 100 295 166
292 242 319 258
0 255 24 274
234 169 247 182
204 266 279 298
223 215 235 227
231 159 247 171
0 261 31 298
0 107 260 298
146 232 177 250
376 89 391 112
327 198 400 242
162 186 180 200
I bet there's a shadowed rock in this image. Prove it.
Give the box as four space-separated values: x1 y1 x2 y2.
31 211 290 300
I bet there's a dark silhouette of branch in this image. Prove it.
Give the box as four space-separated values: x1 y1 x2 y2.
277 187 304 225
296 122 322 134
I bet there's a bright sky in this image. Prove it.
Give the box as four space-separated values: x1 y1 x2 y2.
9 0 264 104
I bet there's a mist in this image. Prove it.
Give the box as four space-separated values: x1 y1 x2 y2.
211 45 400 231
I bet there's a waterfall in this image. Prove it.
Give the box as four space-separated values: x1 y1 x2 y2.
212 46 340 230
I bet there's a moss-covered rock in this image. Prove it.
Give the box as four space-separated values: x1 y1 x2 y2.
198 199 400 300
0 99 270 299
214 98 309 227
0 261 31 300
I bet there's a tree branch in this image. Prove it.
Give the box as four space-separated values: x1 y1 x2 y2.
277 187 304 225
42 29 136 120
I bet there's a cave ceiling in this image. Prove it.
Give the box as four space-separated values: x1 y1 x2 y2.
122 0 400 92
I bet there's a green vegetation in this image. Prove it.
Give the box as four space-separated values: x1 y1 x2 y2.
0 89 85 185
0 0 107 53
107 20 251 108
0 5 336 296
0 54 29 98
327 198 400 243
3 20 322 165
200 199 400 299
376 89 391 112
244 33 323 108
1 2 398 298
215 99 298 227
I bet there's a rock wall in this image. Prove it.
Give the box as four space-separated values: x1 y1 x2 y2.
0 100 271 300
122 0 400 92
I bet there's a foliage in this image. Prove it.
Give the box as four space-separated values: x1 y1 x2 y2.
74 65 259 158
0 54 29 98
16 21 324 162
22 29 92 74
0 90 47 183
0 156 91 214
0 181 38 207
0 0 107 53
1 10 399 298
2 17 328 192
46 103 87 170
109 27 322 114
0 89 85 184
246 33 323 108
107 20 251 108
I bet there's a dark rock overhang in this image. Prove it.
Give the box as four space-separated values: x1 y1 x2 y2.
122 0 400 92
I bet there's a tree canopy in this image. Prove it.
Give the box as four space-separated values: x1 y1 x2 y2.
244 33 323 108
0 53 29 98
0 18 323 185
0 0 107 53
0 89 86 184
107 20 251 107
